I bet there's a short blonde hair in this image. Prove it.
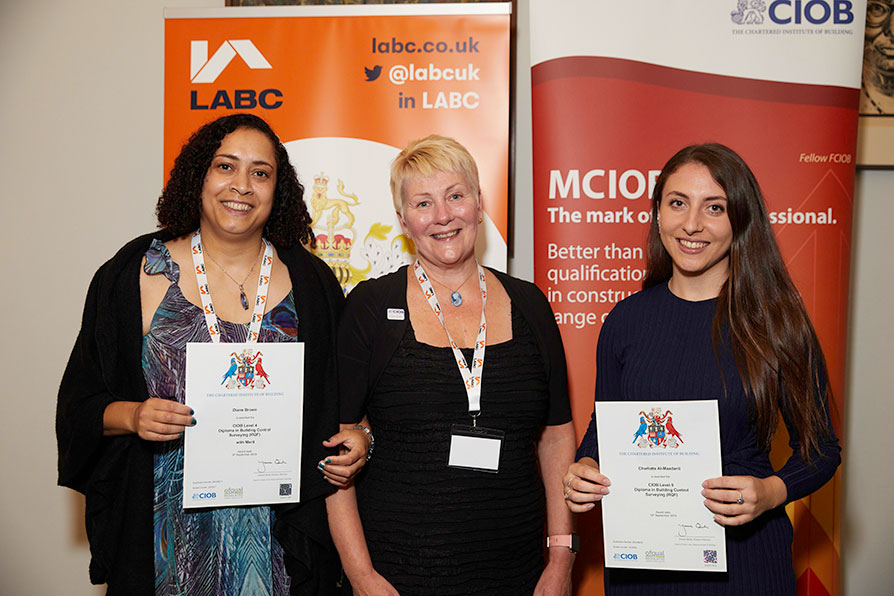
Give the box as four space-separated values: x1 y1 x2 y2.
390 134 480 213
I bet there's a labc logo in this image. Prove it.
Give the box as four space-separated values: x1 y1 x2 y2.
191 40 271 84
189 40 283 111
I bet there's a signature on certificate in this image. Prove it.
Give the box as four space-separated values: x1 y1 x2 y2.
256 458 288 473
677 522 711 537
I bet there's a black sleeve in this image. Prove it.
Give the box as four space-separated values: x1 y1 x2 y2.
337 279 382 423
498 273 572 427
530 284 573 427
775 356 841 502
575 305 624 462
56 259 147 493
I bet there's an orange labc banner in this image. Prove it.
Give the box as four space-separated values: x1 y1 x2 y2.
531 2 865 595
165 4 510 291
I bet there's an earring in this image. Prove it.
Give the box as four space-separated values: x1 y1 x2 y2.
478 216 483 223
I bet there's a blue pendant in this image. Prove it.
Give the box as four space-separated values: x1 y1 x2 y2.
240 290 249 310
450 291 463 307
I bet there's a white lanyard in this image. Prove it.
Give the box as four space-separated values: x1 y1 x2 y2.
190 229 273 343
413 260 487 419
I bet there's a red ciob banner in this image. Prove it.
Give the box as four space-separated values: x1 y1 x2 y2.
165 4 510 292
531 2 864 595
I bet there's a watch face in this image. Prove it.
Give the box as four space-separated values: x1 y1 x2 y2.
571 533 580 553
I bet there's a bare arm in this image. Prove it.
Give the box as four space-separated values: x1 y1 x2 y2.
534 422 577 596
326 424 399 596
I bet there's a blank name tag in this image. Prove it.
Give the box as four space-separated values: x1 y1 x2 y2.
448 424 504 473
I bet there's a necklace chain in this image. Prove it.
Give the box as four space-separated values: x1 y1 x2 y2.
428 268 477 307
204 241 265 309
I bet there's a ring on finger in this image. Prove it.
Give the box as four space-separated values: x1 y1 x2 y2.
564 491 570 500
567 478 573 488
736 491 744 505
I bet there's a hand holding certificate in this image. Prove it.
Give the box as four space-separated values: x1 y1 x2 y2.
183 342 304 509
595 400 726 572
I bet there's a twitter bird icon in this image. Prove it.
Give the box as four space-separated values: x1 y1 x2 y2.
365 65 382 82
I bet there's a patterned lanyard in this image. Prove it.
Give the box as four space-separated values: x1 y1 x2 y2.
413 260 487 419
190 229 274 343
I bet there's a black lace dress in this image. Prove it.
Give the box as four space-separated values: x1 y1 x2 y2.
351 305 555 596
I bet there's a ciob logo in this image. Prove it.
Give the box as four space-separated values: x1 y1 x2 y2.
613 552 639 560
189 40 283 111
731 0 854 25
192 491 217 500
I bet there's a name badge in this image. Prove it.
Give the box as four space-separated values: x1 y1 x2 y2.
448 424 503 473
387 308 405 321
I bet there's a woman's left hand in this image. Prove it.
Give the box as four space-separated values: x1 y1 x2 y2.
319 426 370 486
533 557 573 596
701 475 787 526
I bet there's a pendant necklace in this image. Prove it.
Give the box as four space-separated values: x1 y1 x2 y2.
204 242 265 310
432 269 477 307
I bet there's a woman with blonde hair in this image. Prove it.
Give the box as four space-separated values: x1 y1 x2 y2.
328 135 577 595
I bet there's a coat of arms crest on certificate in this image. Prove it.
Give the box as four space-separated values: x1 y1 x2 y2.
632 407 684 449
221 349 270 390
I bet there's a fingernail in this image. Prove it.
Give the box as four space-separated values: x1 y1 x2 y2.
701 490 706 496
318 462 325 470
190 408 195 415
325 458 332 464
191 418 197 426
586 503 595 510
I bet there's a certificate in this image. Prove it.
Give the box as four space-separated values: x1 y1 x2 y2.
183 342 304 509
595 400 726 572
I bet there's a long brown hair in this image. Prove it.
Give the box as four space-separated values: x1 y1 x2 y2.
643 143 833 460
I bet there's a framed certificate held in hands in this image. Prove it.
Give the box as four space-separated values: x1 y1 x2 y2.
183 342 304 509
595 400 726 572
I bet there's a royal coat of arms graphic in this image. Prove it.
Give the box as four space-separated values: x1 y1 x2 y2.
633 407 684 449
221 349 270 390
308 172 412 293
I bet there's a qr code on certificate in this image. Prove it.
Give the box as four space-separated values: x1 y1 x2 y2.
703 550 717 564
279 483 292 497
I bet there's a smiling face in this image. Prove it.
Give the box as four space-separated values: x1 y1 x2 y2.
398 170 482 272
657 162 732 291
199 127 277 241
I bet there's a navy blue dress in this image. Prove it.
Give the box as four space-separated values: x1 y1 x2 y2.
576 282 840 596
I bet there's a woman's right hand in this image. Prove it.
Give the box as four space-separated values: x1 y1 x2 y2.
562 457 611 513
103 398 195 441
350 570 401 596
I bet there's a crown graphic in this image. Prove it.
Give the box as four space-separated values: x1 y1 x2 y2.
314 172 329 185
314 233 353 259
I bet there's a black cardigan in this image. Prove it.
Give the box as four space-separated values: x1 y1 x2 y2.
338 265 572 426
56 231 344 595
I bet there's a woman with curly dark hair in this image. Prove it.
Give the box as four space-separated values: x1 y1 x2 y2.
57 114 369 596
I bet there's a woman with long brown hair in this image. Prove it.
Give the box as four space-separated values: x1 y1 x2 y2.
562 143 840 595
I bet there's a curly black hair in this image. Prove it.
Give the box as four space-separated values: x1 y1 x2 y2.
156 113 313 248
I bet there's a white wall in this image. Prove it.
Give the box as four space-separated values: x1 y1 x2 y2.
0 1 220 594
0 1 888 594
840 169 894 594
